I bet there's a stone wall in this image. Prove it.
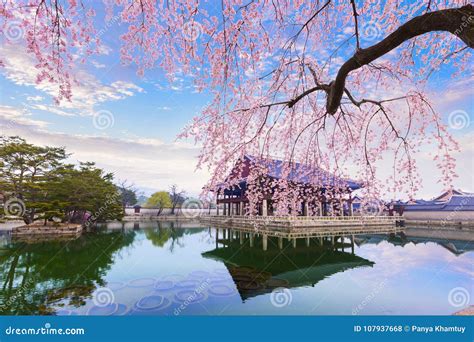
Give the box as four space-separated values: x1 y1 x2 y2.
12 223 83 236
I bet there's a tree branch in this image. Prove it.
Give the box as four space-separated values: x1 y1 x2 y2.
350 0 360 50
326 4 474 114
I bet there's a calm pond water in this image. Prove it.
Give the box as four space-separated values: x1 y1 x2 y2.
0 221 472 315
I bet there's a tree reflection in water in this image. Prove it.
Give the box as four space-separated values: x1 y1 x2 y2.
0 230 136 315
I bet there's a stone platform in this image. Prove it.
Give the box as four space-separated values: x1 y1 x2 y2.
12 223 83 240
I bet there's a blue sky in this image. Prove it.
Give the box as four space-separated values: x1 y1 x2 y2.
0 2 472 198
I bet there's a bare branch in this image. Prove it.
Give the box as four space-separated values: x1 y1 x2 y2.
350 0 360 50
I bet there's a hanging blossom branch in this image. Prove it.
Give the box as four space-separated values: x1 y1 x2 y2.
237 4 474 115
0 0 472 204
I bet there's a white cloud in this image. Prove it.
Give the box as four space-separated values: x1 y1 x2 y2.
27 104 76 117
0 45 143 116
0 117 209 196
0 105 49 129
111 81 145 96
431 75 473 111
97 44 113 56
91 60 106 69
26 95 44 102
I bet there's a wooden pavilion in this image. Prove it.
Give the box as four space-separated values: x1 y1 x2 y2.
214 155 362 217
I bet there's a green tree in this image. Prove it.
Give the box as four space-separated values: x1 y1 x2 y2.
146 191 172 216
0 136 67 223
48 163 124 225
0 136 123 225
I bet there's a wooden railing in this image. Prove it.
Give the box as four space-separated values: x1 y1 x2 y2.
202 215 400 221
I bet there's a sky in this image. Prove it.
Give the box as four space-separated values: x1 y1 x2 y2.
0 2 472 199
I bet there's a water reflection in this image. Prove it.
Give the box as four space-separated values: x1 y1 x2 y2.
0 222 471 315
203 231 374 301
355 234 474 255
0 230 136 315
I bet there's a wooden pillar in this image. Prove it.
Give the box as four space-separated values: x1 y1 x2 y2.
303 201 309 216
348 193 353 216
262 234 268 251
292 238 297 248
319 237 323 246
239 231 243 245
278 237 283 249
306 237 310 247
351 234 355 254
341 235 345 252
262 199 268 216
319 201 323 217
229 230 233 241
249 233 254 247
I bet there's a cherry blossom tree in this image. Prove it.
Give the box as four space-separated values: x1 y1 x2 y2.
1 0 472 212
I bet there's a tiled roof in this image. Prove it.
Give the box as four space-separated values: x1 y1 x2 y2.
245 155 362 190
404 195 474 212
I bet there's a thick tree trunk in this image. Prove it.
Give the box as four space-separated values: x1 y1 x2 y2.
326 4 474 113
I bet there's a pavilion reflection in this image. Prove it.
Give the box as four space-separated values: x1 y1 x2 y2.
202 228 374 301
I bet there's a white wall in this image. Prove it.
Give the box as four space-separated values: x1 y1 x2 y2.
403 211 474 221
125 208 217 216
